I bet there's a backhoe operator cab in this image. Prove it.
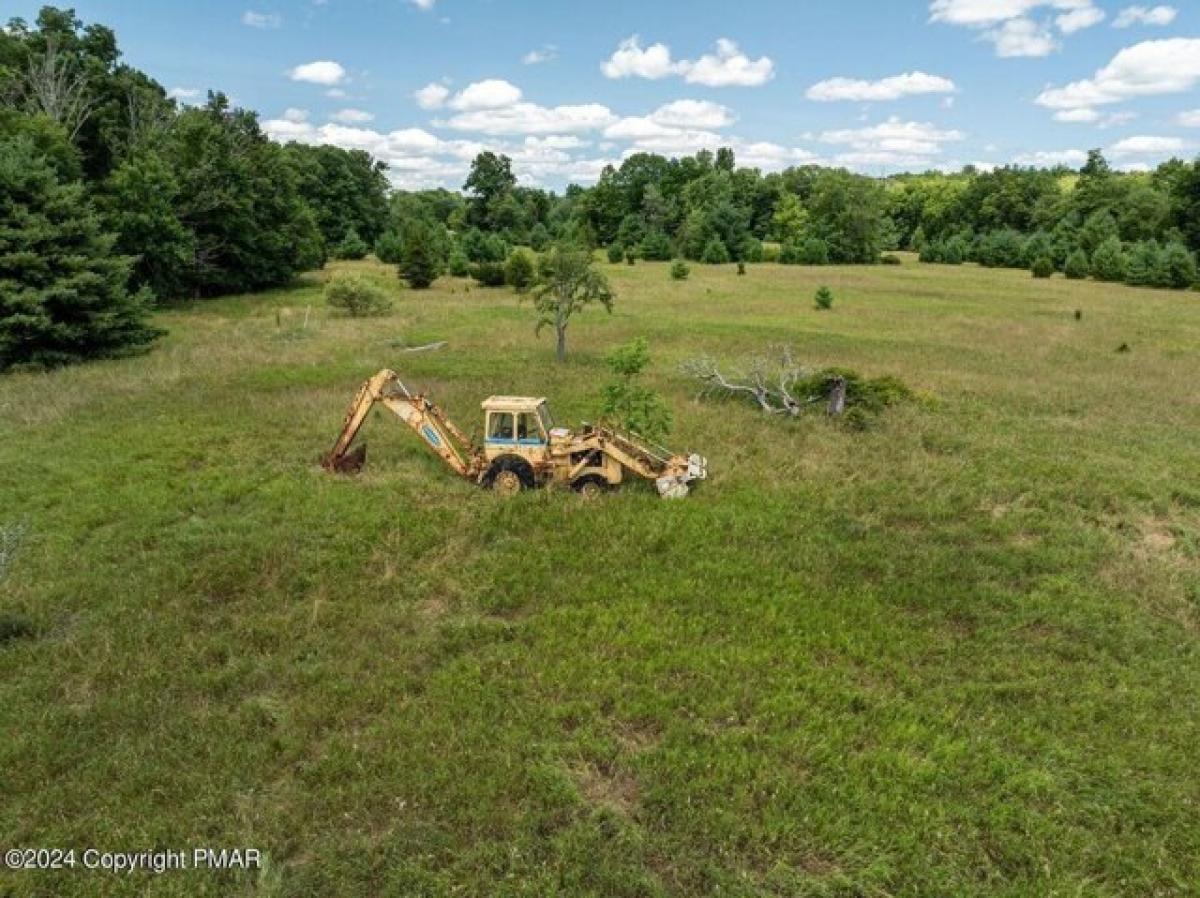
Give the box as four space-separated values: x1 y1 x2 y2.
481 396 624 497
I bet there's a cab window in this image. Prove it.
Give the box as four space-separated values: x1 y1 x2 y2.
488 412 514 441
517 412 545 444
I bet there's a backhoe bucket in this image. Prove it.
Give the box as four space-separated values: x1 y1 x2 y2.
656 453 707 499
325 442 367 474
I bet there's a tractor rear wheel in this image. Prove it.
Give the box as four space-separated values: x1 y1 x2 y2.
572 474 609 498
486 456 535 496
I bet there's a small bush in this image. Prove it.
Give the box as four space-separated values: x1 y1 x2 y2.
800 237 830 265
448 249 470 277
761 242 781 263
741 238 764 263
1161 242 1198 289
1124 240 1165 288
701 238 731 265
325 274 392 317
505 249 536 293
1031 256 1055 279
881 254 902 265
625 249 637 265
374 230 404 264
779 241 802 265
670 260 690 281
814 286 834 310
737 261 746 276
606 243 624 264
1091 236 1126 283
471 261 507 287
1064 249 1090 280
639 230 672 261
334 226 369 260
529 223 550 251
400 224 442 289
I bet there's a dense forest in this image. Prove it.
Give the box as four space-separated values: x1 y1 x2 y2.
3 6 1198 372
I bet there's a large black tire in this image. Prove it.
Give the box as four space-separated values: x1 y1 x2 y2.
484 456 536 495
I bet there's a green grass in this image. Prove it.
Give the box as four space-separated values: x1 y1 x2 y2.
2 255 1198 897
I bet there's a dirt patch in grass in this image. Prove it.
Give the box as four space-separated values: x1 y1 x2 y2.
574 760 639 816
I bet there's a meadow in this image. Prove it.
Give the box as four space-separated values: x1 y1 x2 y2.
1 255 1198 897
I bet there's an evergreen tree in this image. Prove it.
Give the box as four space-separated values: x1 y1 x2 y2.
1123 241 1164 287
1160 242 1198 289
374 230 404 265
505 248 536 293
335 226 369 260
0 137 161 370
701 238 730 264
399 223 442 289
1091 237 1126 282
639 230 672 261
1064 249 1090 280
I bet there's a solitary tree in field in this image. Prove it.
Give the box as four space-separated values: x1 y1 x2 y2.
530 246 614 362
399 222 442 289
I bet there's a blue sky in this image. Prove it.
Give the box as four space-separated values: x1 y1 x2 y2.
8 0 1200 188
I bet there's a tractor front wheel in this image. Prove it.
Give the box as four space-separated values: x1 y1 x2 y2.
486 457 535 496
572 474 609 498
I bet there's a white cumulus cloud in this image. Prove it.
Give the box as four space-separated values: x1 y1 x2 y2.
930 0 1106 56
330 108 374 123
241 10 282 28
601 36 773 86
1013 148 1088 165
819 117 966 167
288 60 346 86
448 79 523 111
1036 39 1200 109
806 71 957 102
413 82 450 109
1108 134 1186 156
648 99 736 129
1113 5 1177 27
438 102 617 136
522 45 557 65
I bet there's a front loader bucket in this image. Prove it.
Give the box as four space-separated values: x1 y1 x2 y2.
325 442 367 474
656 454 708 499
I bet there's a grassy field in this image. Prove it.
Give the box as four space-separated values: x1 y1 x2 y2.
1 255 1198 897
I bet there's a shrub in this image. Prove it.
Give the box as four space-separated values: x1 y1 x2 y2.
1091 237 1126 282
334 226 369 260
761 242 781 263
1031 256 1055 279
599 337 672 441
325 274 391 316
977 229 1026 269
639 230 672 261
1161 242 1198 289
737 261 746 276
800 237 830 265
779 241 802 265
942 236 968 265
448 249 471 277
460 228 508 263
670 260 690 281
814 286 834 310
1124 241 1164 287
374 230 404 264
919 241 944 264
606 243 624 264
529 222 550 251
470 261 507 287
701 238 731 265
1064 249 1090 280
881 254 902 265
740 238 764 263
505 249 536 293
400 224 442 289
625 249 637 265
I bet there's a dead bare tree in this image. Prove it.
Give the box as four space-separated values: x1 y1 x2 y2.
13 38 97 141
683 346 847 416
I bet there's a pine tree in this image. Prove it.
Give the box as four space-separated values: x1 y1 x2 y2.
1091 237 1126 283
0 138 162 370
400 223 442 289
1160 243 1198 289
1064 249 1090 280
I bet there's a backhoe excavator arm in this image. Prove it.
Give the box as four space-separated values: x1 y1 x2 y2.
323 369 483 479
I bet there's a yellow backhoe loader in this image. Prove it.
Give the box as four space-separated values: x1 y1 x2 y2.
323 369 707 498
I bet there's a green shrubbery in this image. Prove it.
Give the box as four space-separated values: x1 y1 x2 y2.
335 227 369 261
1091 237 1126 283
505 249 536 293
639 230 673 261
1031 256 1055 279
599 337 672 441
702 238 731 265
374 231 404 264
814 286 834 310
325 274 392 316
670 260 690 281
399 224 443 289
606 243 624 264
1064 249 1090 280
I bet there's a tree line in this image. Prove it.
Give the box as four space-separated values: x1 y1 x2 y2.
4 6 1199 373
1 7 389 370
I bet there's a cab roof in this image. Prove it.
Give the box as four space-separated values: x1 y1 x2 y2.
481 396 548 412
